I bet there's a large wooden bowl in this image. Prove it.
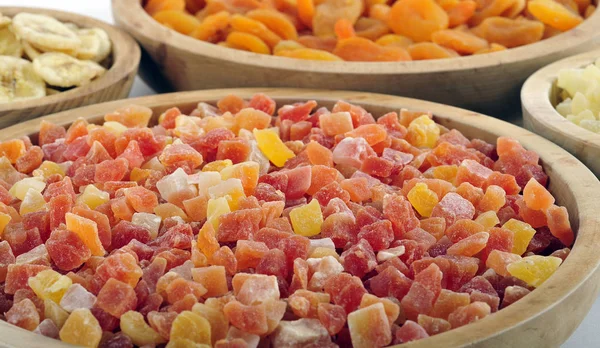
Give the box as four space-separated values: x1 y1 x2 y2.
522 49 600 177
0 7 141 128
111 0 600 116
0 88 599 347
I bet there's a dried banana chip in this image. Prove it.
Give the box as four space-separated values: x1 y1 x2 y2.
64 22 79 32
22 40 41 60
12 13 80 52
76 28 112 62
33 52 106 88
0 13 11 28
0 26 23 57
0 56 46 103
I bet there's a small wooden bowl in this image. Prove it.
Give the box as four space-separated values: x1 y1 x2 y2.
0 88 599 347
522 49 600 177
0 7 141 128
112 0 600 116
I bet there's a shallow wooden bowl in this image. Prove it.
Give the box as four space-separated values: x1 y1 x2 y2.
0 7 141 128
522 49 600 177
0 88 599 347
112 0 600 116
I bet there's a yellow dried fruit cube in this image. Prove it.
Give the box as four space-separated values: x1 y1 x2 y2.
253 128 295 167
290 199 323 237
407 182 439 217
507 255 562 287
28 269 72 303
475 211 500 231
33 161 65 179
9 177 45 201
77 185 110 210
502 219 536 256
207 196 231 230
59 309 102 348
65 213 105 256
19 188 46 215
170 311 212 345
120 311 166 346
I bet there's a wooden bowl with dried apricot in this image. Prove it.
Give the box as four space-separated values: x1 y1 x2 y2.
0 7 140 128
113 0 600 116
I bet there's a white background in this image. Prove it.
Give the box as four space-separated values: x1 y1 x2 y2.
2 0 599 346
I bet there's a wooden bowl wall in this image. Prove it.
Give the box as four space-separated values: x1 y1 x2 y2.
0 88 599 347
0 7 141 128
522 49 600 177
112 0 600 116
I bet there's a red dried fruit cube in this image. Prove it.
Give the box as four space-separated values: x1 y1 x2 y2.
431 192 476 226
278 100 317 122
96 278 138 318
306 165 338 196
95 158 129 183
217 208 262 242
46 228 91 271
395 320 429 344
39 121 66 146
318 303 346 335
249 93 276 115
340 239 377 278
4 264 49 294
324 273 367 314
235 240 269 270
111 221 152 250
5 298 40 331
383 194 419 238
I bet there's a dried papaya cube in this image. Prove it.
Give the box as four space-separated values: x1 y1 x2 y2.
6 298 40 331
95 278 138 318
448 302 491 328
223 300 269 335
191 266 229 297
417 314 451 336
347 303 392 348
59 308 102 347
429 289 470 320
360 293 400 325
545 205 574 246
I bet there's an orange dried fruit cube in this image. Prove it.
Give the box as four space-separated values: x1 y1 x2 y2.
65 213 105 257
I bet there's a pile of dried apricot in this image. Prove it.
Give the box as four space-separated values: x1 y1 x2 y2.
0 93 573 347
144 0 595 61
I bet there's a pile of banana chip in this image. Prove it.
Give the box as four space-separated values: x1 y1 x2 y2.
0 12 112 104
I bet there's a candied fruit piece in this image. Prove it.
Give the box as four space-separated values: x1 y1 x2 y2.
502 219 536 256
545 205 574 246
28 269 72 304
120 311 166 346
6 298 40 331
507 255 562 288
253 128 295 167
60 284 97 312
341 238 377 277
407 182 439 217
271 318 333 347
431 192 475 226
448 302 491 328
191 266 229 297
348 303 392 348
59 308 102 347
96 279 138 318
290 199 323 237
170 310 212 345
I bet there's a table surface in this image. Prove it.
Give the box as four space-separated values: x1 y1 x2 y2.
2 0 599 346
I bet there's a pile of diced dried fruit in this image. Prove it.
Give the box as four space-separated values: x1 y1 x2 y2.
554 58 600 133
0 12 111 103
144 0 594 61
0 93 573 347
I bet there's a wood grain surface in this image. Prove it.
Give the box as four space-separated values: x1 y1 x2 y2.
0 7 141 128
0 88 598 347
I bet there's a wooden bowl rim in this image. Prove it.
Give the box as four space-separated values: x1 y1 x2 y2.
0 6 141 114
0 88 599 347
112 0 600 74
522 48 600 150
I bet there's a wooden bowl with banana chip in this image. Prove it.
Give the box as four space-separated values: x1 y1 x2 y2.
0 7 140 128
